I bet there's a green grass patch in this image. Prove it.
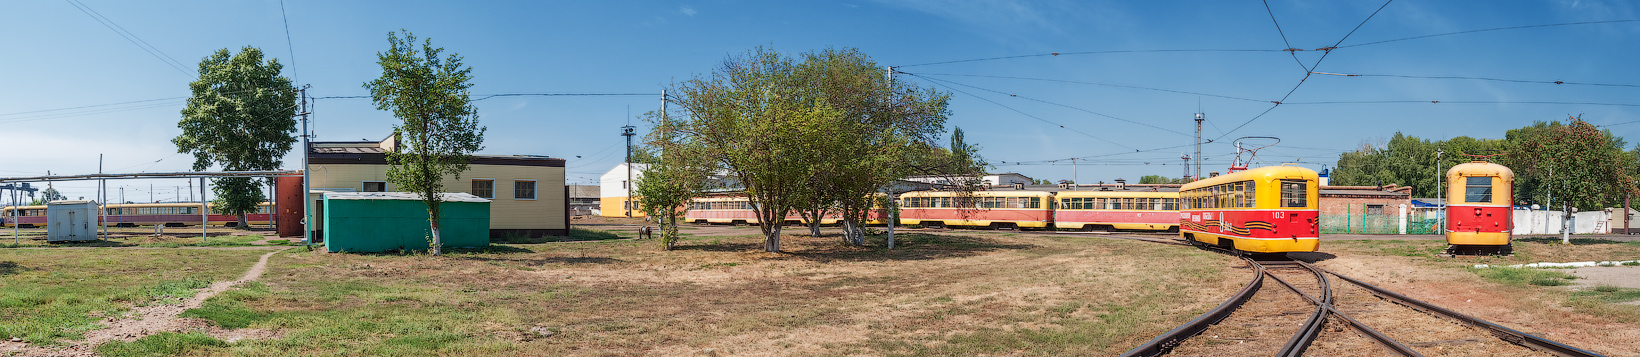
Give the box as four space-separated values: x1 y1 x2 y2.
96 332 228 357
0 249 264 344
1571 285 1640 304
1471 266 1579 287
181 282 272 329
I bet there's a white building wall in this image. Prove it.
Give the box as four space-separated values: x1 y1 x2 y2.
1511 208 1612 234
599 163 649 199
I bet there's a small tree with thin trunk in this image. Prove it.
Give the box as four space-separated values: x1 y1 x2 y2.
364 30 485 256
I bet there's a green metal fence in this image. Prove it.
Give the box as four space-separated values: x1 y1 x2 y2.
1320 213 1400 234
1406 219 1439 235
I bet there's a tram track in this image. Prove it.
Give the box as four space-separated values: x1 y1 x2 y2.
1111 234 1607 357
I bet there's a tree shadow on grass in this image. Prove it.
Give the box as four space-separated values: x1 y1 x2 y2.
0 261 21 276
1517 237 1632 245
673 232 1034 262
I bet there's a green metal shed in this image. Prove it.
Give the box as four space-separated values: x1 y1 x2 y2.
322 192 491 253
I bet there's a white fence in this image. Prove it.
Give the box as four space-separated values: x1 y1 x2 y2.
1510 208 1612 235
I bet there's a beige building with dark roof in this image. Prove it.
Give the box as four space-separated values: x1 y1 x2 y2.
307 134 568 237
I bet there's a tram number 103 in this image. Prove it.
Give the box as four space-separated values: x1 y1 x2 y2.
1273 211 1286 219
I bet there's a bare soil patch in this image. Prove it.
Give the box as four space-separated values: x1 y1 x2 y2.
1317 242 1640 356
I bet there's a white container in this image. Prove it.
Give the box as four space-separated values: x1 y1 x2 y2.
47 200 98 242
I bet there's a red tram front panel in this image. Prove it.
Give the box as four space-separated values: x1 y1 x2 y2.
1180 210 1318 238
1447 205 1511 235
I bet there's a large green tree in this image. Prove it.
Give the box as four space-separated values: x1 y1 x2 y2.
28 187 66 206
364 30 486 256
174 46 297 228
633 129 711 250
654 47 952 252
1331 132 1507 198
1507 117 1637 213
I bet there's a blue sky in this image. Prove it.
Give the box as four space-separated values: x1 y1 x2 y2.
1 1 1636 202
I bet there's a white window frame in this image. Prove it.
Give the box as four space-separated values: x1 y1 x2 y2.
514 179 538 200
470 178 495 199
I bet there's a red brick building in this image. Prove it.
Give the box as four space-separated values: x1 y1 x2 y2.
1319 184 1413 216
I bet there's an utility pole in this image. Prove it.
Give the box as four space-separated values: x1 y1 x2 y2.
1070 158 1079 190
1435 147 1443 234
622 123 636 218
150 184 154 203
886 66 897 249
200 177 208 242
1194 113 1204 180
299 84 312 246
188 180 194 202
119 186 124 204
99 154 105 240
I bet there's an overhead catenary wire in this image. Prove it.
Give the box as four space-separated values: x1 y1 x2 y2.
905 74 1137 150
909 72 1268 103
898 49 1286 68
1317 73 1640 88
1214 0 1395 142
903 72 1190 137
64 0 192 78
279 0 298 84
1338 19 1640 49
1263 0 1309 72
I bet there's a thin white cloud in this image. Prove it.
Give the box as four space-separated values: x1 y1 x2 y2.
680 5 697 16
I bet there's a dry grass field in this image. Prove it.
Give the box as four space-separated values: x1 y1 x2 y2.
4 226 1240 356
13 225 1640 356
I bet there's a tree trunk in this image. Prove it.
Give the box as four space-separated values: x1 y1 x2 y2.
764 225 782 252
237 214 249 230
1562 203 1572 245
809 219 823 237
846 220 864 246
429 215 443 256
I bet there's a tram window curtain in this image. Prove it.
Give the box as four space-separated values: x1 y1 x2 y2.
1464 176 1492 203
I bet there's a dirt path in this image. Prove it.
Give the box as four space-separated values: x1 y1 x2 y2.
7 248 288 356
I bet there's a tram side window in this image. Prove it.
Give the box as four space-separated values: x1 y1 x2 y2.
1164 198 1179 211
1280 180 1308 208
1464 176 1492 203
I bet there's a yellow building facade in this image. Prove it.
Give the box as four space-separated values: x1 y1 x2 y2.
307 136 568 237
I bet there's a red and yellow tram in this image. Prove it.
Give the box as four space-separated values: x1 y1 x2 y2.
898 190 1052 229
684 195 889 225
1053 190 1179 231
1445 161 1514 253
1 202 273 228
1179 165 1319 253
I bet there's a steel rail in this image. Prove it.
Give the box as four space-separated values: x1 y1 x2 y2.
1259 260 1331 357
1118 257 1264 357
1300 261 1607 357
1260 259 1423 356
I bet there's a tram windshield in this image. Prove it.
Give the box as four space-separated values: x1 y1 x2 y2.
1280 180 1307 208
1464 176 1492 203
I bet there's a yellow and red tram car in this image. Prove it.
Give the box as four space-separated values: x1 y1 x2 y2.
2 202 273 228
1445 161 1514 247
1179 165 1320 253
898 190 1052 229
1053 190 1179 231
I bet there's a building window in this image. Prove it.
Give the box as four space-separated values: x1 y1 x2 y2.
1464 176 1492 203
471 179 494 199
363 181 386 192
515 180 536 200
1366 204 1385 215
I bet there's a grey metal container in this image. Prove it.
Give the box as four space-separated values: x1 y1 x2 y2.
47 200 98 242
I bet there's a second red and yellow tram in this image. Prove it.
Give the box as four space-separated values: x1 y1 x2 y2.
1445 160 1515 254
1179 165 1320 253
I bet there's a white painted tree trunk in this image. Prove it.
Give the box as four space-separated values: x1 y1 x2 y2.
1562 203 1572 245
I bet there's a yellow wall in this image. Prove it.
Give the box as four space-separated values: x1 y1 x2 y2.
309 163 566 230
599 196 646 217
